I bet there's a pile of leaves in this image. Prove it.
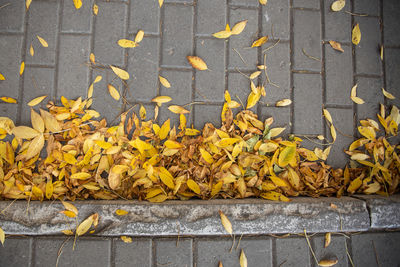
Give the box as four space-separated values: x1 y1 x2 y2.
0 89 398 202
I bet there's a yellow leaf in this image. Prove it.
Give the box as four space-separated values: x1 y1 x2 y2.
323 109 333 124
159 0 163 7
231 20 248 35
246 91 261 109
260 191 290 201
117 39 137 48
331 0 345 11
278 145 296 167
259 142 278 153
30 44 34 56
187 179 201 194
147 194 168 203
168 105 190 114
159 172 175 189
185 128 200 136
20 62 25 76
94 75 102 83
25 133 44 159
319 259 338 267
329 40 344 52
164 140 183 149
380 45 384 60
95 140 113 149
159 76 171 88
93 3 98 15
187 56 208 70
139 104 146 120
351 153 369 161
70 172 91 180
26 0 32 10
28 95 47 106
76 214 97 236
108 84 120 101
240 249 247 267
259 0 267 5
358 126 376 140
324 232 331 248
276 99 292 107
218 210 232 235
251 36 268 47
64 153 77 165
249 71 261 80
347 177 362 193
60 210 76 218
350 84 364 104
90 53 95 64
121 236 132 243
73 0 82 9
212 30 232 39
270 176 289 187
0 227 5 245
270 127 286 138
159 119 170 140
45 180 53 199
37 35 48 47
62 230 74 235
215 138 240 148
0 73 5 80
12 126 40 139
110 65 129 80
200 148 213 164
0 97 17 103
152 96 172 105
61 200 78 215
31 109 44 133
382 88 395 99
135 30 144 43
330 125 337 142
115 209 129 216
352 23 361 45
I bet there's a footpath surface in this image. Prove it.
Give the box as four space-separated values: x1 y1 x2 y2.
0 0 400 266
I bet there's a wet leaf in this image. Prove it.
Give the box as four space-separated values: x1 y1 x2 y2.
187 56 208 70
0 97 17 103
352 23 361 45
251 36 268 47
240 249 247 267
276 99 292 107
20 62 25 76
231 20 248 35
159 76 171 88
118 39 136 48
187 179 201 194
318 259 338 266
108 84 120 101
331 0 345 11
73 0 82 9
37 35 48 47
168 105 189 114
121 236 132 243
110 65 129 80
115 209 129 216
0 227 4 245
382 88 395 99
28 95 47 106
218 210 232 235
329 40 344 52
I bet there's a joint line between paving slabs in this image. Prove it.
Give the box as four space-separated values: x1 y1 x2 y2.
379 0 387 109
350 0 358 138
320 0 327 142
16 2 30 125
29 237 34 267
88 0 96 103
156 2 164 125
121 0 131 114
190 0 198 127
53 0 64 101
289 0 295 134
151 238 156 267
110 238 115 267
256 0 262 121
224 0 230 109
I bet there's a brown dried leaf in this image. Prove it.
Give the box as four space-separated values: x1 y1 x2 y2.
329 40 344 52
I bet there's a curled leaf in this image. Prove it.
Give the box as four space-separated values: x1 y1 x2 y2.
240 249 247 267
382 88 395 99
329 40 344 52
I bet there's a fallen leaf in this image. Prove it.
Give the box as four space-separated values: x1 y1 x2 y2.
115 209 129 216
329 40 344 52
159 76 171 88
0 97 17 103
139 105 146 120
350 84 364 104
218 210 232 235
276 99 292 107
12 126 40 139
240 249 248 267
251 36 268 47
331 0 345 11
352 23 361 45
231 20 248 35
37 35 48 47
249 71 261 80
318 259 338 266
0 227 4 245
30 44 34 56
152 96 172 105
117 39 137 48
76 214 97 236
187 56 208 70
270 127 286 138
73 0 82 10
0 73 5 80
20 62 25 76
93 3 98 15
110 65 129 80
61 200 78 215
31 109 45 133
135 30 144 43
324 233 331 248
187 179 201 194
213 30 232 39
323 109 333 124
108 84 120 101
28 95 47 106
25 133 44 159
26 0 32 10
90 53 95 64
382 88 395 99
168 105 189 114
159 0 163 7
200 148 214 164
380 45 383 61
120 236 132 243
259 0 267 5
70 172 91 180
278 145 296 167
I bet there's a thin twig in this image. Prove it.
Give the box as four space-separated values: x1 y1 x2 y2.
302 48 321 61
345 240 355 267
234 68 250 79
229 234 236 253
232 48 248 67
56 237 71 267
235 94 245 110
0 3 10 9
345 11 368 17
182 101 206 108
304 229 319 266
0 199 17 214
372 240 381 267
235 233 243 250
263 39 281 53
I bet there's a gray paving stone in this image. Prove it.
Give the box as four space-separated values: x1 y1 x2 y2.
126 36 159 102
195 38 225 102
263 42 291 102
197 0 226 35
293 9 322 71
351 232 400 267
0 0 25 33
57 34 91 99
383 0 400 46
276 236 311 267
259 106 291 132
0 35 23 98
227 72 258 112
194 104 223 129
312 234 348 267
325 44 353 105
61 0 92 33
292 0 320 9
355 77 383 121
21 67 55 125
114 238 152 267
325 108 354 168
155 238 192 267
129 0 159 34
93 2 127 66
261 0 290 40
25 1 59 65
0 104 18 123
228 7 259 70
229 0 258 7
384 48 400 107
161 5 193 67
354 0 380 16
293 73 322 135
34 238 111 267
354 17 382 75
0 237 31 266
323 0 351 42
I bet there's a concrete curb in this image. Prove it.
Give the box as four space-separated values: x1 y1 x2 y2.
2 196 392 236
